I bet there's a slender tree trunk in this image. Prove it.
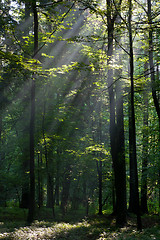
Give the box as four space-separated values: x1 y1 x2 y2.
20 0 30 210
42 103 55 217
61 166 71 215
115 16 127 224
27 1 38 223
0 86 5 207
111 168 116 213
37 152 43 208
55 149 60 206
115 74 126 224
141 61 149 214
28 75 36 223
107 4 117 216
128 0 142 230
96 158 103 215
97 106 103 215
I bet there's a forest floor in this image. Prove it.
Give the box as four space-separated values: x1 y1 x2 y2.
0 208 160 239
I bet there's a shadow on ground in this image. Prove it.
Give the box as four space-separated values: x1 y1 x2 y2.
0 213 160 239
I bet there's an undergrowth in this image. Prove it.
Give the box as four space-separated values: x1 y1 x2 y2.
0 207 160 239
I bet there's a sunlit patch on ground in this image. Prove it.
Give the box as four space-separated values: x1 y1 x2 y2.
0 215 160 239
0 220 90 240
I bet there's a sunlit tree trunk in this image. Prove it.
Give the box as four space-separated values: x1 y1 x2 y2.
128 0 142 230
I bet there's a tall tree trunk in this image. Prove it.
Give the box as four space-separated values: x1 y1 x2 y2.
27 1 38 223
141 61 149 214
20 0 30 210
115 15 127 224
128 0 142 230
106 0 126 227
97 105 103 215
115 72 126 224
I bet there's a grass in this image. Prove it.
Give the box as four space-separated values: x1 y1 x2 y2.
0 207 160 239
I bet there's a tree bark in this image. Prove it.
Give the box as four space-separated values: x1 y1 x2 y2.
96 158 103 215
37 152 43 208
27 1 38 223
97 104 103 215
106 0 126 227
55 149 60 206
61 166 71 215
42 103 55 217
141 61 149 214
128 0 142 230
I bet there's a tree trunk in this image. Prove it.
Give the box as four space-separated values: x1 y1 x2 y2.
114 15 127 224
20 0 30 210
106 0 126 226
27 1 38 223
115 73 126 225
55 149 60 206
97 105 103 215
42 103 55 217
37 152 43 208
96 158 103 215
128 0 142 230
27 75 36 223
61 166 71 215
141 62 149 214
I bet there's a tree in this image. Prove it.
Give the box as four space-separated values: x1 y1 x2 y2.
106 0 127 226
27 0 38 223
141 61 149 214
128 0 142 230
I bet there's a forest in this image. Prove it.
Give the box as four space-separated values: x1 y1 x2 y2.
0 0 160 239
